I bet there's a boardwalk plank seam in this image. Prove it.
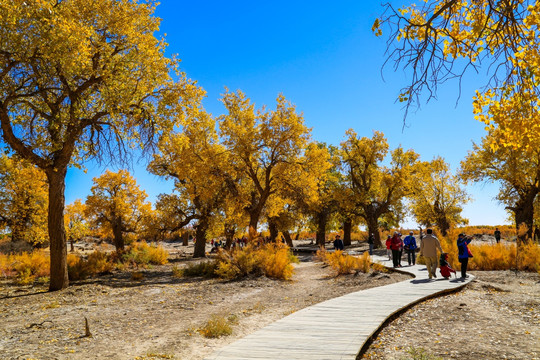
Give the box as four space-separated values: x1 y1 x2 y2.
205 255 474 360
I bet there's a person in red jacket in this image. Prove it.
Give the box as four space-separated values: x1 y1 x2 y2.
390 232 402 268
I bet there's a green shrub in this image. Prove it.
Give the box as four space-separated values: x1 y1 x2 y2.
173 261 218 278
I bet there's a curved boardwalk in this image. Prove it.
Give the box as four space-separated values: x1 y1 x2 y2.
205 255 474 360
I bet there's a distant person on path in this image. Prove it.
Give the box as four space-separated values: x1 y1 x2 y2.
439 253 456 279
390 232 402 268
333 234 344 251
368 233 375 255
386 235 392 260
457 233 473 278
494 228 501 244
403 231 417 266
420 229 443 279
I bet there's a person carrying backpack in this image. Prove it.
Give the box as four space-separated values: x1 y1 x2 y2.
403 231 417 266
457 233 473 279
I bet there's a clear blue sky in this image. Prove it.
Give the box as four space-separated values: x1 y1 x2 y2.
65 1 508 227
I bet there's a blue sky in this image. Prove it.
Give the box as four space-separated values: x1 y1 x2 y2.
66 1 508 226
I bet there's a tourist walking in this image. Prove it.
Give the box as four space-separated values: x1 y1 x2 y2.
494 228 501 244
385 235 392 260
419 229 443 279
390 232 402 268
457 233 473 278
367 233 375 255
403 231 417 265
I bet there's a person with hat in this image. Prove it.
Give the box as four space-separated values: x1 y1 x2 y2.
403 231 418 266
419 229 443 279
457 233 473 278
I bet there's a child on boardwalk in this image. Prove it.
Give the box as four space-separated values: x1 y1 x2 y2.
439 253 456 279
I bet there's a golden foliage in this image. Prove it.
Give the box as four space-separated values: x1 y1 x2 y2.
0 154 48 245
198 315 235 338
121 242 169 267
317 248 372 275
67 251 114 281
0 250 50 284
215 244 297 280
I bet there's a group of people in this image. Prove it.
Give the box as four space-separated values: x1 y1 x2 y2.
382 229 473 280
385 231 418 268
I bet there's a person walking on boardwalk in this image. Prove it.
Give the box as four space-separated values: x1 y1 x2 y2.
403 231 417 265
457 233 473 278
494 228 501 244
367 233 375 255
386 235 392 260
390 232 402 268
419 229 443 279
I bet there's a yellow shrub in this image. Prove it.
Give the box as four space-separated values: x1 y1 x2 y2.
122 242 169 267
0 250 50 284
440 233 540 272
320 250 372 275
68 250 114 281
215 244 297 280
198 315 234 338
258 243 298 280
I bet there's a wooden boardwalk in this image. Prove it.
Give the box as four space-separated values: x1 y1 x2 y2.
205 255 474 360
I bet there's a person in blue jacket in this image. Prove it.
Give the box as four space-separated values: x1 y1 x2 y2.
457 233 473 278
403 231 417 265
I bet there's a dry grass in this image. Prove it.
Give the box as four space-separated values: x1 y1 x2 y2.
0 250 50 284
316 248 372 275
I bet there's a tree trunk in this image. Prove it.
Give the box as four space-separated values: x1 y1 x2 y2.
282 230 294 247
268 217 279 242
316 211 328 248
193 219 208 258
111 219 125 252
224 223 235 250
366 215 381 248
512 191 537 244
182 231 189 246
343 218 352 247
46 169 69 291
248 213 259 242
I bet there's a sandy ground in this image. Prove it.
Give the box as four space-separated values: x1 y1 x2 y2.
1 239 538 360
362 270 540 360
0 242 409 360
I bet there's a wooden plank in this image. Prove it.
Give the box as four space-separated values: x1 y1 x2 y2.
205 255 474 360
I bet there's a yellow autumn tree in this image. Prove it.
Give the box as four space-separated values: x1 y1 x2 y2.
219 90 312 241
149 110 233 258
0 0 202 290
410 157 469 236
64 199 89 252
375 0 539 117
85 170 151 252
0 154 48 246
461 134 540 243
340 130 419 248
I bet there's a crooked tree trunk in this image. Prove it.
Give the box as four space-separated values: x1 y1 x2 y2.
512 191 537 244
111 219 125 252
268 218 279 242
343 218 352 247
248 214 259 242
224 223 235 250
366 215 381 249
193 219 208 258
316 211 328 248
282 230 294 247
46 169 69 291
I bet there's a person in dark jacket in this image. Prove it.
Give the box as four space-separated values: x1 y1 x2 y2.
403 231 417 265
333 234 344 251
367 233 375 255
457 233 473 278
